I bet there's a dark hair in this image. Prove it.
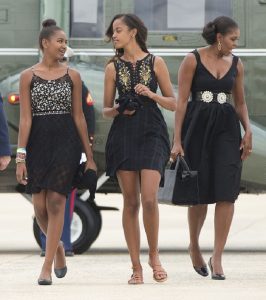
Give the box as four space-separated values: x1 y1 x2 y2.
105 14 149 62
39 19 63 50
202 16 238 45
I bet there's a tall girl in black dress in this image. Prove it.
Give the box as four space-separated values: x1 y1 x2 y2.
171 16 252 280
16 19 96 285
104 14 176 284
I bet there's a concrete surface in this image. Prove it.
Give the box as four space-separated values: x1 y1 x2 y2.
0 193 265 299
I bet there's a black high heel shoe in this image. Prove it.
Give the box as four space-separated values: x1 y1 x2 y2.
193 265 209 277
208 257 226 280
188 246 209 277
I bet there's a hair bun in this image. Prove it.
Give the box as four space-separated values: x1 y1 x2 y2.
202 21 216 45
206 21 216 31
42 19 57 28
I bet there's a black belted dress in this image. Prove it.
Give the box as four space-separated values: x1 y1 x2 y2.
182 49 242 204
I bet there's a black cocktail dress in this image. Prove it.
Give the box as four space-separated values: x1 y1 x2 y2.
182 50 242 204
26 69 81 196
105 54 170 179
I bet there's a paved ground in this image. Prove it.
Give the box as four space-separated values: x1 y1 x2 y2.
1 252 266 300
0 193 265 299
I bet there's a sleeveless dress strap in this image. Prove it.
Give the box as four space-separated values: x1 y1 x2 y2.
232 55 239 68
192 49 201 64
151 54 156 68
113 58 119 73
150 54 156 75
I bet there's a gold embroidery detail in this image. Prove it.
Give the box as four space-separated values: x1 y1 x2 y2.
118 63 131 93
139 60 151 85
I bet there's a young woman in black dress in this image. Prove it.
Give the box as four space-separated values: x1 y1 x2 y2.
16 19 96 285
171 16 252 280
103 14 176 284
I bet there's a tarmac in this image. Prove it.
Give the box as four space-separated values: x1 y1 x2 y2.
0 192 266 300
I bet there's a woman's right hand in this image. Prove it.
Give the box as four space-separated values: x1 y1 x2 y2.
16 163 28 185
170 142 184 162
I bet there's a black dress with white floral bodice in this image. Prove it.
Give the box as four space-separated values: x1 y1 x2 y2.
26 69 81 195
30 73 72 116
105 54 170 179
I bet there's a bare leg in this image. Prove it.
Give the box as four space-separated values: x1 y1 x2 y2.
35 190 66 280
211 201 234 275
141 169 167 282
188 204 208 268
32 190 50 280
117 170 142 283
32 190 48 233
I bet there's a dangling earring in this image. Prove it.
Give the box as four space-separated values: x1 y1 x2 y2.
218 40 222 51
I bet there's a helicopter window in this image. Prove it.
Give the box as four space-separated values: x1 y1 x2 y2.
134 0 232 32
70 0 104 38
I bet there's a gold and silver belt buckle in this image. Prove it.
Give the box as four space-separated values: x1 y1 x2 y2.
201 91 227 104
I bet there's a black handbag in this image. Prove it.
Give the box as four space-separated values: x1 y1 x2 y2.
72 162 97 197
158 156 200 206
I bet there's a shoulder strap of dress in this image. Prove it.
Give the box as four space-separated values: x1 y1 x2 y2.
232 55 239 68
66 67 69 74
113 58 119 73
191 49 200 65
151 54 156 68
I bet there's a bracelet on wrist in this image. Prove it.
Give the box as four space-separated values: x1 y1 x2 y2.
15 157 26 164
17 147 26 154
16 153 26 159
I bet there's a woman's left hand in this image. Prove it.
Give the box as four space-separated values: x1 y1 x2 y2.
85 158 97 172
134 84 153 98
240 130 252 160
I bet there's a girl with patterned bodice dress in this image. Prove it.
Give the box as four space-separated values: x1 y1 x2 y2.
105 53 171 178
171 16 252 280
104 14 176 284
27 69 81 195
16 19 96 285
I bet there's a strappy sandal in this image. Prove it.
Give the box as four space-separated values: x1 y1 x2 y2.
128 266 144 285
148 261 168 283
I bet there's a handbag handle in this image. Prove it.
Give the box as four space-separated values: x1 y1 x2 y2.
179 156 191 171
173 155 191 171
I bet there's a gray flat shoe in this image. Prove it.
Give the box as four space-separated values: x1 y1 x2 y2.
38 278 52 285
54 266 67 278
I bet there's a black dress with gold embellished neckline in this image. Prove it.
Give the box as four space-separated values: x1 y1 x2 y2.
105 54 170 178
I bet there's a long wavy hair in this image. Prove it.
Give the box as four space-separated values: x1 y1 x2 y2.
105 14 149 63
